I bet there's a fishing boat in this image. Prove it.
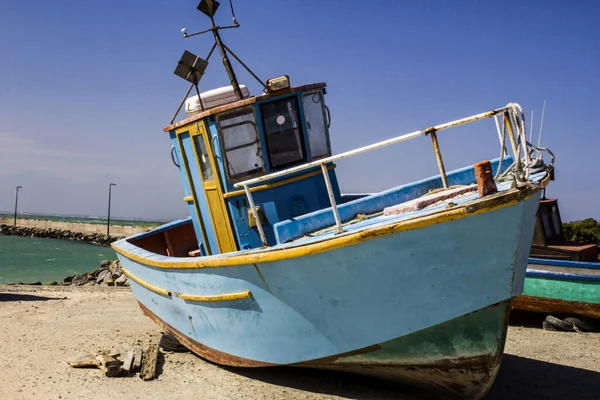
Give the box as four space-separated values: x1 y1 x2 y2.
112 1 554 398
513 198 600 319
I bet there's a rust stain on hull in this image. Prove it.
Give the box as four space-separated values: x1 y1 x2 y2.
302 354 500 400
513 295 600 319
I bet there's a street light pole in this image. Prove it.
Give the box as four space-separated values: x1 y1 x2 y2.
14 186 23 226
107 183 117 236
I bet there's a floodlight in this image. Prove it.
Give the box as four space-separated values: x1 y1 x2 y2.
197 0 220 17
174 50 209 84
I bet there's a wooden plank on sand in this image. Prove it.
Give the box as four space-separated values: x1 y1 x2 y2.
121 350 135 374
139 345 159 381
132 347 143 372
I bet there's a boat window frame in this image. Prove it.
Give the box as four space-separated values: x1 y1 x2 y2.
259 95 309 171
191 131 214 182
216 106 266 183
301 89 331 161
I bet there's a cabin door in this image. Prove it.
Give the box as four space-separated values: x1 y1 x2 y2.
190 122 238 253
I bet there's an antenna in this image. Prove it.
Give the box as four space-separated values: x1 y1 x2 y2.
537 100 546 147
171 0 266 123
228 0 239 26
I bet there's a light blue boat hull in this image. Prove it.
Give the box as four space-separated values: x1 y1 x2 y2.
115 189 540 396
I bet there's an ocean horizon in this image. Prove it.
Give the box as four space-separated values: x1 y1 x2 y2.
0 211 167 228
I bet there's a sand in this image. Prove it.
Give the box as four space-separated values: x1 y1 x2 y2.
1 286 600 400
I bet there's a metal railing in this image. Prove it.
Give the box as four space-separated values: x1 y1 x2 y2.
233 103 529 246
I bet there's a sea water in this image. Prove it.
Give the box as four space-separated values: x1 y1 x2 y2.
0 235 116 284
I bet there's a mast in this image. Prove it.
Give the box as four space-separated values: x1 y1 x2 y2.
171 0 266 122
209 14 243 100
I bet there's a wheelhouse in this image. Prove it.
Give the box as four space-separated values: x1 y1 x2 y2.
166 82 339 255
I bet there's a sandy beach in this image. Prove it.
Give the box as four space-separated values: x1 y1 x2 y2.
1 286 600 400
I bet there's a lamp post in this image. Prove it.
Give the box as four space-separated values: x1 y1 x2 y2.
107 183 117 236
13 186 22 226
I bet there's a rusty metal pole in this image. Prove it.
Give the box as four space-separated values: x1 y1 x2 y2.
427 129 449 188
210 16 243 100
474 161 497 197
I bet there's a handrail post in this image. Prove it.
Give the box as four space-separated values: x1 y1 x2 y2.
243 184 268 246
321 163 343 233
426 128 449 188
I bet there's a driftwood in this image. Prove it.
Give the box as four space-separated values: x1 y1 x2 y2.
67 353 99 368
68 346 152 379
95 354 122 377
139 345 159 381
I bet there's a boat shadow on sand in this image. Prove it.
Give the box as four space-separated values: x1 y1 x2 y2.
222 354 600 400
0 293 66 302
487 355 600 399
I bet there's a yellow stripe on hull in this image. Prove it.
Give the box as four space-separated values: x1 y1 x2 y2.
113 187 542 270
178 291 253 302
121 268 253 302
122 267 170 296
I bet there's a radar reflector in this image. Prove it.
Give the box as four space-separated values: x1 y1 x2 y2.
197 0 220 17
174 50 208 84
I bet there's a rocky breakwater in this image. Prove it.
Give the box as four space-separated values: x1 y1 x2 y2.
0 224 124 245
63 260 129 287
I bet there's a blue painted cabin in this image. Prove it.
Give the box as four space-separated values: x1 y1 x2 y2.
167 82 341 255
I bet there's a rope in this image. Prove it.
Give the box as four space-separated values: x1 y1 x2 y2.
494 103 554 185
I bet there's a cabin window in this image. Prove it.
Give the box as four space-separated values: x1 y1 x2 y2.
218 109 264 181
260 97 307 170
302 91 330 159
192 134 214 182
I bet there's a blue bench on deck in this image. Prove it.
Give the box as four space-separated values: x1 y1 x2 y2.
274 156 513 244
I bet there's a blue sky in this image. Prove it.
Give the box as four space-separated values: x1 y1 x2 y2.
0 0 598 222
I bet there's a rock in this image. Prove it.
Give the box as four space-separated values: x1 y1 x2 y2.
100 260 112 268
49 281 58 286
89 268 102 278
71 274 86 286
96 269 111 284
115 274 128 287
106 279 115 287
63 276 73 284
109 260 121 275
